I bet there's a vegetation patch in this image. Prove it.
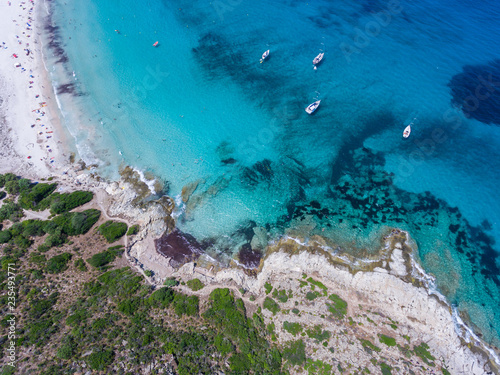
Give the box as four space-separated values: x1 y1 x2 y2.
0 200 24 222
203 288 282 373
414 342 435 366
126 224 140 235
74 258 88 272
306 291 318 300
379 334 397 347
307 277 328 292
18 183 57 210
305 358 333 375
87 247 123 270
306 325 331 342
46 253 72 274
51 209 101 236
264 281 273 294
380 362 393 375
359 338 382 353
263 297 280 315
327 293 348 319
282 339 306 366
186 278 204 291
47 191 94 214
283 321 303 336
163 277 179 287
87 349 114 371
272 288 289 303
0 229 12 243
98 220 128 243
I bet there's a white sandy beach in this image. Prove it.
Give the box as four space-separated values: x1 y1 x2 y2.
0 0 70 178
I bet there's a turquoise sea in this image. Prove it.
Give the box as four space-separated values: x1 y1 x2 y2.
43 0 500 350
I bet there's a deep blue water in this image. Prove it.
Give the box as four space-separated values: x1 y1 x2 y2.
44 0 500 348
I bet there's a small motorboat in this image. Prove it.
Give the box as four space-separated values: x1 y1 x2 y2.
313 52 324 66
305 100 321 114
153 41 159 47
403 125 411 138
260 49 269 63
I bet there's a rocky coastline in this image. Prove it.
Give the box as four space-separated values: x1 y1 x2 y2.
57 165 500 374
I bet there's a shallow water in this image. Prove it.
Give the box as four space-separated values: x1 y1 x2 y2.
44 0 500 347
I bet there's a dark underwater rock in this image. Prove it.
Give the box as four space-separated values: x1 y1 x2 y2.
448 60 500 125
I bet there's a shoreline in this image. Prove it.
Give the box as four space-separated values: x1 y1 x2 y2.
0 0 72 179
0 0 499 373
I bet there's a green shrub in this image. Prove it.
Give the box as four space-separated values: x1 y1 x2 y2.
307 277 328 291
44 228 66 248
56 336 77 359
414 342 435 365
264 282 273 294
0 230 12 243
172 293 199 316
272 288 288 303
87 248 123 269
0 200 24 222
1 173 17 187
51 209 101 236
29 252 47 266
4 180 20 195
46 253 72 273
306 291 318 300
186 278 204 291
18 183 57 210
327 293 348 319
283 321 302 336
379 334 396 346
359 338 381 353
127 224 140 235
149 287 175 308
66 308 88 327
282 339 306 366
164 277 179 287
214 334 233 356
0 191 6 200
144 270 153 277
87 349 114 371
74 258 87 272
98 221 128 243
380 362 393 375
13 235 32 249
87 251 115 269
306 325 331 341
118 298 142 315
263 297 280 315
22 219 46 237
49 191 93 214
97 268 143 299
